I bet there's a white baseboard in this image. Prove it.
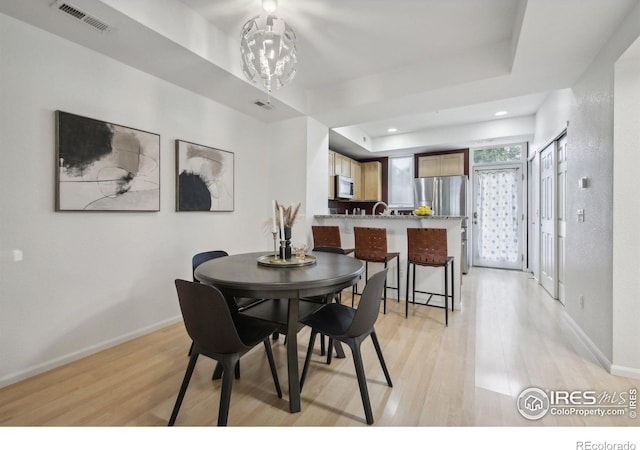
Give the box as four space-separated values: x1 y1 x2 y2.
563 311 612 372
0 315 183 389
610 364 640 379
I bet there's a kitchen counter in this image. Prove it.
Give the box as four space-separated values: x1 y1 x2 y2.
315 214 466 220
313 214 465 313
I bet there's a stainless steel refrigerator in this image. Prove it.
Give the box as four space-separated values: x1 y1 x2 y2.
414 175 469 273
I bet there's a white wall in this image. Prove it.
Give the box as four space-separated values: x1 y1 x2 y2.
0 13 274 386
612 37 640 377
531 1 640 374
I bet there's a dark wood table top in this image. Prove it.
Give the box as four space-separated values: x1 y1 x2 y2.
194 251 364 299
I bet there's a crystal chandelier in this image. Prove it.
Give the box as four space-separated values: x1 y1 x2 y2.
240 0 297 101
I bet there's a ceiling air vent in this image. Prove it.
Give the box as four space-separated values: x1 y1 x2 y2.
52 1 111 32
253 100 274 111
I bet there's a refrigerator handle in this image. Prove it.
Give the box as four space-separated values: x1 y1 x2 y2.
431 178 437 213
438 179 443 215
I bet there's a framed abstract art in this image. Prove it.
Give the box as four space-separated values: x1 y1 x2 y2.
55 111 160 211
175 140 234 212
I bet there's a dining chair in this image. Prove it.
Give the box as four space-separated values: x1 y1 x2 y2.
191 250 267 379
312 225 354 254
169 280 282 426
352 227 400 314
405 228 454 326
192 250 265 312
304 246 348 358
299 269 393 425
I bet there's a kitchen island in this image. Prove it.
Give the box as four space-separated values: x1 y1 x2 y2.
314 214 466 313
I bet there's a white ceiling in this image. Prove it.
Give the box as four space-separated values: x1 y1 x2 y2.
1 0 638 158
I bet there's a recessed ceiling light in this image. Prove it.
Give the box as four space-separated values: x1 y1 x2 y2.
494 111 508 116
387 128 397 133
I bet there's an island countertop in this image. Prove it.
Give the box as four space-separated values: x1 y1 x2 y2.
314 214 466 220
313 214 466 311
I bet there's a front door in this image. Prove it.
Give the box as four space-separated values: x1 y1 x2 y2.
472 165 524 270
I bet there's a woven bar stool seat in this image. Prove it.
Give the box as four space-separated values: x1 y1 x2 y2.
353 227 400 314
311 225 354 254
405 228 454 326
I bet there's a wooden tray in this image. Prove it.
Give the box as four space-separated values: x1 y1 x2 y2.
257 254 317 267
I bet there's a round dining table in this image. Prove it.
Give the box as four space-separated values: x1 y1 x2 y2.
194 251 364 413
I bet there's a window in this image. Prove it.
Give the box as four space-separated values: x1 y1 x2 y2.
388 156 414 208
472 144 525 165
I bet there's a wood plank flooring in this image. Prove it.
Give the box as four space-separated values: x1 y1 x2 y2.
0 268 637 428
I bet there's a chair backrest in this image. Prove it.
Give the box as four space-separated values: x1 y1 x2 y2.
347 268 388 337
354 227 388 262
174 279 248 355
312 246 346 254
312 226 342 248
192 250 229 281
406 228 448 264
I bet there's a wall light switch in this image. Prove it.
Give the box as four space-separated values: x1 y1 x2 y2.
577 209 585 222
578 177 589 189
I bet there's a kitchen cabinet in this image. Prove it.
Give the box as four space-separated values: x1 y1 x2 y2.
350 160 362 201
334 152 351 177
361 161 382 201
417 153 464 177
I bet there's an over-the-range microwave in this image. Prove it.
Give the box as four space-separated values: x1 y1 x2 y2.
335 175 354 199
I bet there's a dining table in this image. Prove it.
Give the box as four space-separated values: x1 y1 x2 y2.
194 250 365 413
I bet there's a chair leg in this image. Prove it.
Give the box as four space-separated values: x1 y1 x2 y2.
263 339 282 398
349 339 374 425
213 360 241 380
320 334 326 356
168 352 199 426
217 355 239 426
187 341 194 356
212 362 223 380
370 331 392 387
327 338 334 364
300 330 318 390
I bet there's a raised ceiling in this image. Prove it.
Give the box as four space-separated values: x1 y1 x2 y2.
1 0 638 157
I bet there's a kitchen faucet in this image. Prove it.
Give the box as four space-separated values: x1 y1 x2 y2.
372 201 388 215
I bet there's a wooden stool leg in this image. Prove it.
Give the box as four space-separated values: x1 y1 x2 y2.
383 260 388 314
405 260 411 318
444 263 449 327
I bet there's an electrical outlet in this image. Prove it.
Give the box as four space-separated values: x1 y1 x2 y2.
579 295 584 309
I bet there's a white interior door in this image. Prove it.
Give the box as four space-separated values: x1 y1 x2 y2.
472 165 523 270
557 135 567 305
539 142 557 298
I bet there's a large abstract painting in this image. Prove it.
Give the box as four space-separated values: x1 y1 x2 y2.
56 111 160 211
176 140 234 212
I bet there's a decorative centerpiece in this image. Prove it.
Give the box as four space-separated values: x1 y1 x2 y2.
271 200 300 260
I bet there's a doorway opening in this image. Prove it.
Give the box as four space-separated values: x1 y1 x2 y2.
470 144 526 271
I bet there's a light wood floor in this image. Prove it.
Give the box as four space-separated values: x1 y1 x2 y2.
0 268 637 427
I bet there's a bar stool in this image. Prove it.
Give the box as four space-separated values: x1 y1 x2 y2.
312 226 354 254
352 227 400 314
405 228 454 326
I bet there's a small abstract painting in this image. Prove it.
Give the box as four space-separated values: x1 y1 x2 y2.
56 111 160 211
176 140 234 212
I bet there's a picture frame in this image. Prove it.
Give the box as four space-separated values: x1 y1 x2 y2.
55 111 160 211
175 140 234 212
